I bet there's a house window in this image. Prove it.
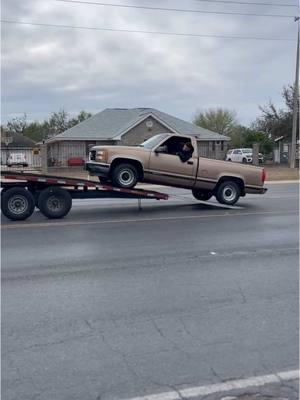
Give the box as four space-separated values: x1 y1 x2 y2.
197 141 209 158
212 142 215 151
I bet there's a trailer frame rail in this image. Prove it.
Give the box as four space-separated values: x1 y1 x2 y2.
1 171 169 221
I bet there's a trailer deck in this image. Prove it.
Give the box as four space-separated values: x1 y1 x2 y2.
1 171 169 221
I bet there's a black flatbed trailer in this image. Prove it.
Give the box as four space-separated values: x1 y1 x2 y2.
1 171 169 221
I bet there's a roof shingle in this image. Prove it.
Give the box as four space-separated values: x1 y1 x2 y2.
1 131 37 148
47 108 230 142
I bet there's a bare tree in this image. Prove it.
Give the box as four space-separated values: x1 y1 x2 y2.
193 108 237 136
253 84 297 140
6 114 27 134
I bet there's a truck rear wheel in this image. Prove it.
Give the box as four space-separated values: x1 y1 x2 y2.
111 163 139 188
38 187 72 219
1 187 35 221
192 189 213 201
216 180 240 205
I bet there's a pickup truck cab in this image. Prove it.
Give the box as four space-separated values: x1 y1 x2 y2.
85 133 267 205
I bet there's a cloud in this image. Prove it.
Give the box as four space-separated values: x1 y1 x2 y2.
1 0 297 125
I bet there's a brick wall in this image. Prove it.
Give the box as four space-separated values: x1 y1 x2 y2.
121 117 173 146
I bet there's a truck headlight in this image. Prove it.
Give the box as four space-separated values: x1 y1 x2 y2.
96 150 108 162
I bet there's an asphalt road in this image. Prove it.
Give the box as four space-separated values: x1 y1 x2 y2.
1 183 299 400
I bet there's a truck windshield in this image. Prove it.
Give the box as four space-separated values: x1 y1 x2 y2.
140 134 169 149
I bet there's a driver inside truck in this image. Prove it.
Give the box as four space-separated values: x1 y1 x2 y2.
177 142 194 163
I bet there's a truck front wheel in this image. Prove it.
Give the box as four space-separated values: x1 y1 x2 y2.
111 163 139 189
192 189 213 201
215 180 240 205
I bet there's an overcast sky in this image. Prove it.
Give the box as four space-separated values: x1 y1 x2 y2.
1 0 298 126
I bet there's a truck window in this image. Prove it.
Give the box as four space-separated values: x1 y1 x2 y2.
159 137 192 155
140 134 169 149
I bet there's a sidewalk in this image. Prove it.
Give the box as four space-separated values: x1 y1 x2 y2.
264 165 299 181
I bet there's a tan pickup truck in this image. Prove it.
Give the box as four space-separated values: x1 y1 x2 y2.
85 133 267 205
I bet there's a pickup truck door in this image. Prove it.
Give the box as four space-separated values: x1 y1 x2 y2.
147 150 197 188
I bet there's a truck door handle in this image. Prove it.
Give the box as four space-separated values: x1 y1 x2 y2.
187 161 193 165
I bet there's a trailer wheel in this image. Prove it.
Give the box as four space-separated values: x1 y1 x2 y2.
38 187 72 219
1 187 35 221
192 189 213 201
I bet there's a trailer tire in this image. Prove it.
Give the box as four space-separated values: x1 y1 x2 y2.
1 187 35 221
192 189 213 201
38 187 72 219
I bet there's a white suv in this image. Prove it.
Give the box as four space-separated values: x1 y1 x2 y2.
7 153 28 167
226 148 264 164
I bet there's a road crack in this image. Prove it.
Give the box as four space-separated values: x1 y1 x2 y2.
237 285 247 304
99 332 140 379
151 319 189 357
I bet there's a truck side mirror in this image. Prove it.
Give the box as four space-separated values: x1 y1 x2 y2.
155 146 166 154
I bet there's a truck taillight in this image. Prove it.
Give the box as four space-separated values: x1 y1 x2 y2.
262 168 266 183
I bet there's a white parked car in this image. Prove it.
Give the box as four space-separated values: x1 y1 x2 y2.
7 153 28 167
226 148 264 164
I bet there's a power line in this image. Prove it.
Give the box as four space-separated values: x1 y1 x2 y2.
191 0 298 7
1 19 296 41
55 0 296 18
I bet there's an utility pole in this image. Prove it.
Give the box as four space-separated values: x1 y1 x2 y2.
41 141 48 174
252 143 259 166
290 9 300 169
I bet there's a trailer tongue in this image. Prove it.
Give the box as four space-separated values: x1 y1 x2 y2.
1 171 169 221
